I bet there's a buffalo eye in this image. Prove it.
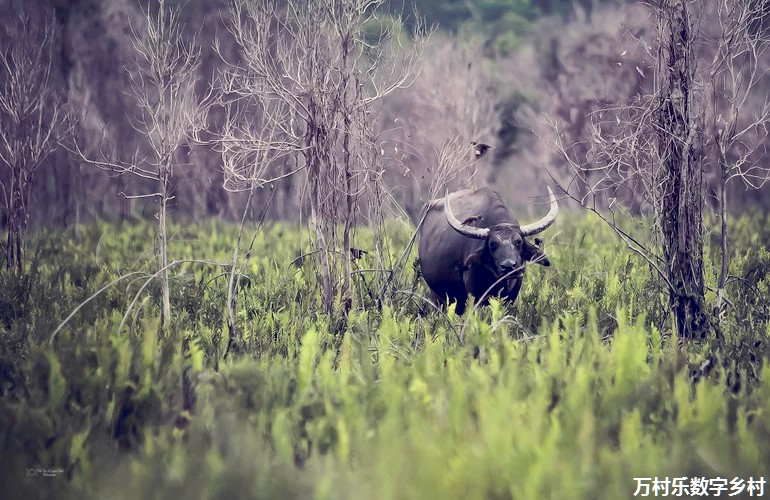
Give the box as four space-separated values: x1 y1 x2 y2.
489 241 498 251
514 239 522 247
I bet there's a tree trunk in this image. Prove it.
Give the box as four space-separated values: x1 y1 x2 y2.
715 133 731 318
158 169 171 327
341 34 354 315
6 169 24 273
310 171 334 314
224 186 258 358
307 153 334 314
717 167 728 311
306 99 335 315
656 0 709 339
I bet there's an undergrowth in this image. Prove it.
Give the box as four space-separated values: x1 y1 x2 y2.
1 212 769 499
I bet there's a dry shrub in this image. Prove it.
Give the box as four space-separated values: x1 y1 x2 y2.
378 33 502 221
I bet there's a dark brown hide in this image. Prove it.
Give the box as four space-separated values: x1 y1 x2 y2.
418 188 556 314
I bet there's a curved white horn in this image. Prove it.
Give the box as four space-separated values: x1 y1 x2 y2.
520 186 559 236
444 191 489 240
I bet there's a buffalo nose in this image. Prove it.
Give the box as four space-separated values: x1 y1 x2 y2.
500 260 518 272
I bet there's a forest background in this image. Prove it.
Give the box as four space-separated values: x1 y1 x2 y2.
5 0 746 227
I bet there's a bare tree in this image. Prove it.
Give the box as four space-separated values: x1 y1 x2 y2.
378 33 500 220
217 98 291 353
653 0 709 339
514 5 653 215
378 135 486 303
222 0 427 315
706 0 770 315
542 0 770 339
0 14 63 272
67 0 210 325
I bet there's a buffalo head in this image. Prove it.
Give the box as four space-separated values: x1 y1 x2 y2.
443 187 557 282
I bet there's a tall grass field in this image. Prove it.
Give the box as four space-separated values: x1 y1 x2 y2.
2 213 769 499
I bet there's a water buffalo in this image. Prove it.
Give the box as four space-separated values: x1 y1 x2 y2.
418 187 558 314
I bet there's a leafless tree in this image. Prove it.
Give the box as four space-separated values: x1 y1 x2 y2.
67 0 211 325
0 14 63 272
542 0 770 339
378 135 485 303
705 0 770 314
503 5 652 216
221 0 427 314
653 0 707 339
217 99 290 354
378 33 500 220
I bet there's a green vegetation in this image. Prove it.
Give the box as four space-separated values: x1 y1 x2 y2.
2 213 769 499
387 0 621 54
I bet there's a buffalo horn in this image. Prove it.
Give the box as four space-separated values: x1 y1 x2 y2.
520 186 559 236
444 191 489 239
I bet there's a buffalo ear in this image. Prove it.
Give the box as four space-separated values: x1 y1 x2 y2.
464 250 484 268
523 238 550 267
459 250 485 282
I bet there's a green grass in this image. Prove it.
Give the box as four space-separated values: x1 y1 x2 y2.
1 212 769 499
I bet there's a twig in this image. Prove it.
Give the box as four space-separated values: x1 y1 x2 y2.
49 271 145 344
